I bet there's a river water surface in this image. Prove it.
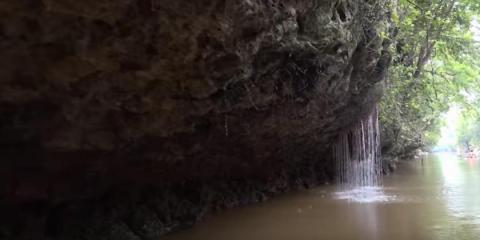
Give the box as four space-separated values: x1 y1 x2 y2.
163 153 480 240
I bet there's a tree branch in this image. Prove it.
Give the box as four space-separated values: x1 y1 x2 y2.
404 0 426 12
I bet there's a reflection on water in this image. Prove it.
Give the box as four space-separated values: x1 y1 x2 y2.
163 153 480 240
439 153 480 230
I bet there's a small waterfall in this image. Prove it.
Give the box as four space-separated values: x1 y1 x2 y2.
334 108 386 202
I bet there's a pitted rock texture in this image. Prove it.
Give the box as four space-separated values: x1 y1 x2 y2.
0 0 391 239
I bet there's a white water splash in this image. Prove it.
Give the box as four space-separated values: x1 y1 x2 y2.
334 109 386 202
335 187 394 203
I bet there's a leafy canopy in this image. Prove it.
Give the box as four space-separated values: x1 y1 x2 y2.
380 0 480 156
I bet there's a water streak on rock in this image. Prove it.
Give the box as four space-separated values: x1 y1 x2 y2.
335 108 382 189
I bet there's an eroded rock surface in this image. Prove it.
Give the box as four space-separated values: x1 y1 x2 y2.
0 0 391 239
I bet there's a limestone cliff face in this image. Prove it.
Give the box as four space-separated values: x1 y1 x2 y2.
1 0 391 239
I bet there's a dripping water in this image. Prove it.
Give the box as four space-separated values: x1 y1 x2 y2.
334 108 387 202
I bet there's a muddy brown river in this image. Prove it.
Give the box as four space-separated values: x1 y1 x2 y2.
163 153 480 240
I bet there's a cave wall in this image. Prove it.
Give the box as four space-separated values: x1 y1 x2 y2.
0 0 391 239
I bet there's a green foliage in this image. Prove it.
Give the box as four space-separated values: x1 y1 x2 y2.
380 0 480 157
457 108 480 150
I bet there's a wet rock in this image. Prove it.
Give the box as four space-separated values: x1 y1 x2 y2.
0 0 392 239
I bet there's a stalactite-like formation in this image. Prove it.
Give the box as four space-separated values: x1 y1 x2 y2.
335 108 382 189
